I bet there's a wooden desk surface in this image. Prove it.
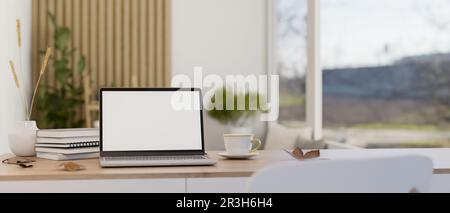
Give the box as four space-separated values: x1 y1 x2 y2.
1 149 450 181
0 151 294 181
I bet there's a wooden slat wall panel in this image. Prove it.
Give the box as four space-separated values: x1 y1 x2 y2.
81 0 89 82
131 0 139 87
32 0 172 93
46 0 55 87
72 0 81 87
123 0 130 87
156 0 163 87
71 0 82 120
114 0 123 86
106 0 114 86
38 0 47 86
89 0 98 90
164 0 172 86
148 0 156 87
98 0 106 88
139 0 147 87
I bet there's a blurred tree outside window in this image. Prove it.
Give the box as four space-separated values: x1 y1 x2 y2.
321 0 450 148
277 0 308 126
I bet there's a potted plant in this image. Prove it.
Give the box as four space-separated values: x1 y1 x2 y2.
207 87 267 134
37 12 87 128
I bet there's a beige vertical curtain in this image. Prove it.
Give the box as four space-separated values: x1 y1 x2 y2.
32 0 172 90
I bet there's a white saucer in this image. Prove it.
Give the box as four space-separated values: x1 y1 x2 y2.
218 152 259 159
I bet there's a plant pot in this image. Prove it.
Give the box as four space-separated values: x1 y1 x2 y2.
8 121 39 157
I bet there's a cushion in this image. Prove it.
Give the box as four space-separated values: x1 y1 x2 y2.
264 122 315 150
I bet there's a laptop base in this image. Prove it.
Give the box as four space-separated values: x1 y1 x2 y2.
100 155 217 168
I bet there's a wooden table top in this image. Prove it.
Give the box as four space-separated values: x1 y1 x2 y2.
1 149 450 181
0 151 294 181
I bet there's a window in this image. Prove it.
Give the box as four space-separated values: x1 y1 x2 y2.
276 0 308 126
321 0 450 148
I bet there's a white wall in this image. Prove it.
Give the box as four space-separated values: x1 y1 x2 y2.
0 0 32 154
171 0 269 150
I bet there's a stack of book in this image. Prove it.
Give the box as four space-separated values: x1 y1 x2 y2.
36 128 100 161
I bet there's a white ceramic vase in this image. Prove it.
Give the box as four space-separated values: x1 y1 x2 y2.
8 121 39 157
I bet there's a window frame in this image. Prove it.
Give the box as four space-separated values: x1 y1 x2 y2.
268 0 323 140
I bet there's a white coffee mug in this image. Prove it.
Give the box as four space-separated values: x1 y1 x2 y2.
224 134 262 155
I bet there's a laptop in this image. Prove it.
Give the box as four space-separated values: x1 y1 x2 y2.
99 88 217 168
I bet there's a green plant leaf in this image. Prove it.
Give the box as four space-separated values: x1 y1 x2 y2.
70 87 84 96
54 59 69 70
55 68 72 84
55 27 71 50
77 56 86 73
37 13 86 129
206 87 267 125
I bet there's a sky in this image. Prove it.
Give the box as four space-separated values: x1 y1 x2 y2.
278 0 450 76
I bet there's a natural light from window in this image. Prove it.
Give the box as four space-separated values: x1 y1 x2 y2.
321 0 450 148
277 0 308 126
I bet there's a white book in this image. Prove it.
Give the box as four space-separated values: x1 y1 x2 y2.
37 136 100 144
36 142 99 148
35 147 99 154
37 128 99 138
37 152 99 161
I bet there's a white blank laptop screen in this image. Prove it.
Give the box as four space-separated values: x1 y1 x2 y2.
102 91 203 152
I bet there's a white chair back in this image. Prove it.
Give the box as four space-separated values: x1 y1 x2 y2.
247 156 433 193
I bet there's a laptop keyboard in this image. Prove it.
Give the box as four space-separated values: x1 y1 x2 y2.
104 155 207 161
